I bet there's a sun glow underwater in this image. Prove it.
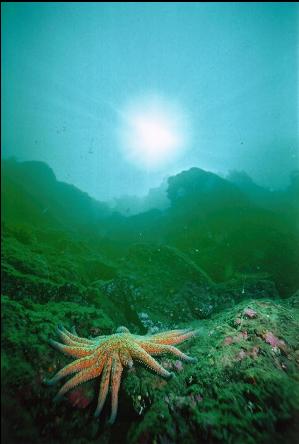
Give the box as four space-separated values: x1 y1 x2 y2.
117 94 191 171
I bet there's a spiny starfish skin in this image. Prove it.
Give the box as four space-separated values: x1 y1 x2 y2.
46 325 197 424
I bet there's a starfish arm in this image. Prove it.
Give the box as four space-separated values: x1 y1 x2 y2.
150 330 198 346
46 355 98 385
94 357 112 418
147 329 191 340
57 328 107 348
49 339 95 358
129 344 173 378
59 326 96 345
54 364 103 401
134 330 188 345
90 335 108 343
109 354 123 424
140 342 196 362
56 328 93 347
119 349 134 368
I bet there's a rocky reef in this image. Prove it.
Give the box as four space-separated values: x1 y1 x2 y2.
125 296 299 444
2 289 299 444
1 161 299 443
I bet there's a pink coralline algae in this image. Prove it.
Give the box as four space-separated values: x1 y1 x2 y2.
263 331 286 350
236 346 259 361
67 386 93 409
224 336 234 345
161 358 185 372
238 331 248 341
224 331 248 345
244 308 257 318
173 360 184 372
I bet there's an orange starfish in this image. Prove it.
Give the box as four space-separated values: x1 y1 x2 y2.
46 325 197 424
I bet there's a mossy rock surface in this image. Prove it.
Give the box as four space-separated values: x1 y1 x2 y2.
124 297 299 444
2 295 299 444
1 226 117 303
1 294 118 444
101 244 280 328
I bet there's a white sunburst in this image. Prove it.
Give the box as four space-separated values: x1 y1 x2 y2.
118 94 191 170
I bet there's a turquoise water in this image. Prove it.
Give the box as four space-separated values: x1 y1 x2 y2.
1 3 299 444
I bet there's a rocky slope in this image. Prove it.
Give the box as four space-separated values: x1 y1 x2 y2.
2 160 299 443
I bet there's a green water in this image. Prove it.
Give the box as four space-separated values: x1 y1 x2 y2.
2 3 299 443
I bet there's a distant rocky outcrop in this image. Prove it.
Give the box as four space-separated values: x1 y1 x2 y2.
2 160 298 295
111 180 170 216
167 167 248 210
1 158 111 230
100 244 280 329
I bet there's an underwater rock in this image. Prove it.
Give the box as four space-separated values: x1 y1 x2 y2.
2 293 299 444
262 331 287 350
102 244 280 327
243 307 257 318
167 167 247 209
1 226 117 305
286 290 299 308
2 158 112 229
124 297 299 444
1 202 298 444
101 244 214 326
1 294 117 443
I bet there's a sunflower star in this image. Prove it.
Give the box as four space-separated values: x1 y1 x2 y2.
46 325 197 424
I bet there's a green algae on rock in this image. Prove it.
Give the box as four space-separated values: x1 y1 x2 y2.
125 298 299 444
